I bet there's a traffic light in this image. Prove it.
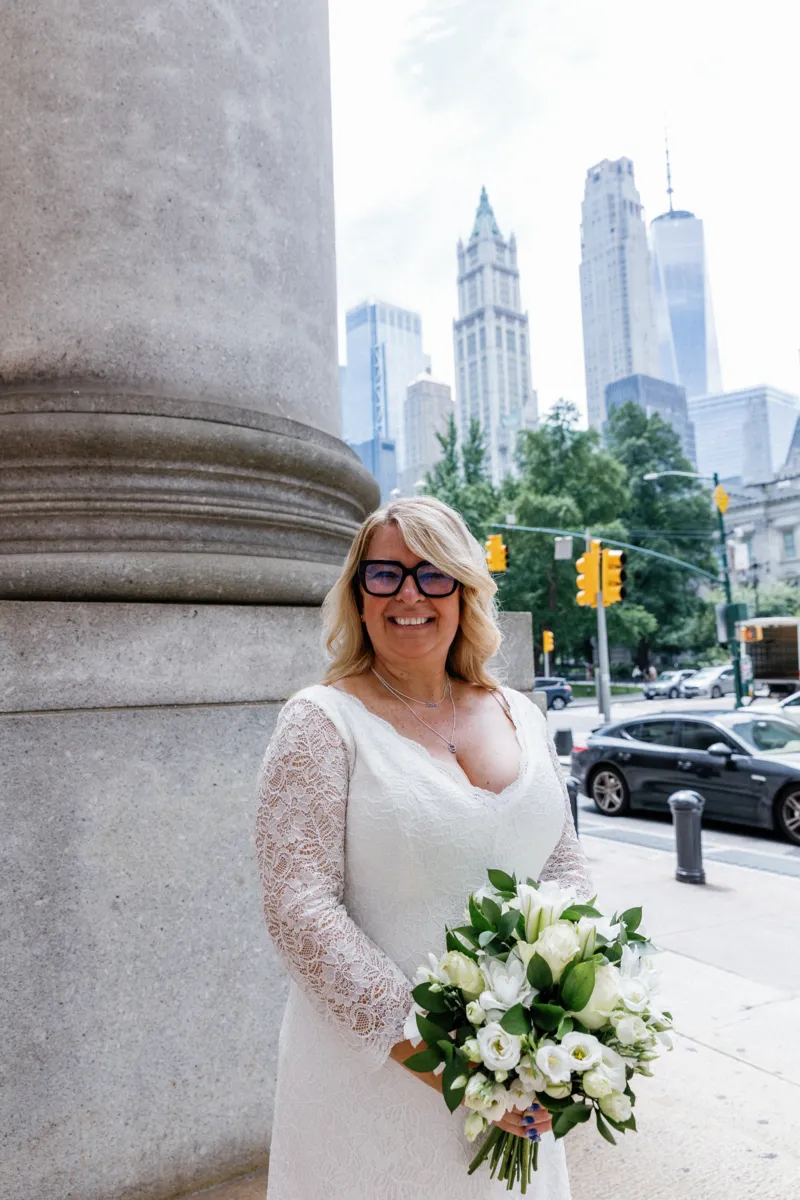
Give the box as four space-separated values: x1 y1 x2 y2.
485 533 508 573
740 624 763 643
576 539 601 607
543 630 554 654
602 548 627 606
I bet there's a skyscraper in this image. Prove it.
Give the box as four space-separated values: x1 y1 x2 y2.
453 188 537 485
399 371 454 495
579 158 660 428
688 386 800 484
649 146 722 399
605 374 696 464
340 299 430 498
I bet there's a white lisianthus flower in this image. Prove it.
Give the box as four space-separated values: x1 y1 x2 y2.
464 1073 508 1121
655 1029 674 1050
560 1030 603 1072
577 915 621 958
517 1053 546 1093
479 954 536 1019
506 1076 532 1111
402 1004 425 1048
531 920 581 983
516 880 576 943
463 1037 483 1064
466 1000 487 1026
494 1070 509 1082
544 1081 572 1099
439 950 484 999
582 1067 613 1099
464 1111 488 1143
619 976 650 1014
599 1044 628 1092
534 1040 573 1085
477 1022 523 1072
599 1091 633 1123
614 1014 649 1046
574 963 622 1030
413 952 448 988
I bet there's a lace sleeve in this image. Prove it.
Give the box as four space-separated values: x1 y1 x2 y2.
255 697 412 1069
538 722 594 900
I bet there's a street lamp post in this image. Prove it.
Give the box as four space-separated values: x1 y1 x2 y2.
643 469 744 708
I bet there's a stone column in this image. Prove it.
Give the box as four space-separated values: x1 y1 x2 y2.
0 0 377 602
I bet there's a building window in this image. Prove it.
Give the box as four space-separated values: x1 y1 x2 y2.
389 310 395 327
520 333 527 357
506 329 516 353
467 332 477 357
481 355 489 398
468 278 478 309
496 326 503 348
458 340 464 362
500 277 510 305
479 326 486 351
469 362 479 401
414 317 421 335
784 530 796 560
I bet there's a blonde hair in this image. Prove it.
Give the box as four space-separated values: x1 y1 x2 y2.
321 496 502 688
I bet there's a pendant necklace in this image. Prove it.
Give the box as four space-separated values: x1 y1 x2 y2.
371 668 458 754
370 667 448 707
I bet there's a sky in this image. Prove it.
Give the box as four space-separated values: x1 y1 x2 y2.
329 0 800 425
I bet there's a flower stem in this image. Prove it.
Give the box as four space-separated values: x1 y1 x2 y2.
533 1140 539 1172
467 1124 503 1176
499 1131 515 1181
521 1138 530 1194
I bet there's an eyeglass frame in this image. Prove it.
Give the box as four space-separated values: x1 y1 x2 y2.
356 559 460 598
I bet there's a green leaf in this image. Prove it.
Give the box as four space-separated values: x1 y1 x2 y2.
595 1109 617 1145
561 960 596 1013
621 906 642 932
424 1008 461 1032
487 868 516 893
481 897 502 927
498 909 522 940
411 982 450 1013
437 1038 454 1063
661 1011 673 1021
478 930 497 948
626 930 648 944
499 1003 531 1035
604 941 623 963
556 1015 574 1040
527 953 554 991
455 1023 472 1046
560 904 602 920
551 1102 591 1139
469 895 492 933
452 925 480 947
529 1002 565 1032
441 1053 469 1112
416 1013 449 1047
535 1091 573 1111
446 928 478 960
403 1047 442 1072
525 877 539 888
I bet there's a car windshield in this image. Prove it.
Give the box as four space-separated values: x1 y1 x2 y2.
657 672 678 682
722 715 800 755
689 669 716 681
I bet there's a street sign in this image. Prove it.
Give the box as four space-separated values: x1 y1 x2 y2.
554 536 573 560
713 483 730 514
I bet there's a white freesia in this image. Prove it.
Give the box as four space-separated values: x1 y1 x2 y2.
466 1000 487 1026
516 880 575 942
464 1111 488 1143
402 1004 425 1048
560 1030 603 1072
582 1067 613 1099
463 1037 483 1064
413 952 447 988
517 1053 546 1093
464 1073 508 1121
506 1076 533 1111
599 1091 633 1123
614 1014 650 1046
439 950 484 998
534 1041 573 1084
531 920 581 983
478 954 536 1019
577 914 621 958
573 963 622 1029
477 1022 523 1072
619 976 650 1014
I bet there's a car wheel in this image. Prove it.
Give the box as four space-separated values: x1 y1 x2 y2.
711 686 722 699
589 766 630 816
551 696 566 710
775 787 800 846
669 688 678 699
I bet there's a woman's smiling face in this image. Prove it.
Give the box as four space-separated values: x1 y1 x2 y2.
360 523 461 667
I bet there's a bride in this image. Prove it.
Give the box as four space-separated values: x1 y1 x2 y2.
255 496 592 1198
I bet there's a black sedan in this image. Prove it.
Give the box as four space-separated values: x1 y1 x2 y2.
570 711 800 845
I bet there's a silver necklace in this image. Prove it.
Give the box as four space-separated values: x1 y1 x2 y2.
370 667 448 707
371 669 458 754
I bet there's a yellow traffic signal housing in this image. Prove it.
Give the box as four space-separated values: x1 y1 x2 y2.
741 624 763 643
542 630 554 653
576 539 601 607
602 548 627 606
485 533 508 573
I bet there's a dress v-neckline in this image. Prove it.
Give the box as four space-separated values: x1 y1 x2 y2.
323 685 528 804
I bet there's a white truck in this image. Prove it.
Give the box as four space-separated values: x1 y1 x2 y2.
738 616 800 697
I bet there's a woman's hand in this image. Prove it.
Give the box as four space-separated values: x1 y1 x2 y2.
494 1101 552 1141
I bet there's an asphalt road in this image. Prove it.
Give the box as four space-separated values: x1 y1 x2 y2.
545 693 800 879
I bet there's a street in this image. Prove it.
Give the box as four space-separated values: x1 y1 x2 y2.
547 694 800 878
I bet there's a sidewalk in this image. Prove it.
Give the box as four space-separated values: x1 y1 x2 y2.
182 838 799 1200
567 835 800 1200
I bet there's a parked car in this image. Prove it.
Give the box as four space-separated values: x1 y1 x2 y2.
643 669 696 700
570 710 800 844
533 677 573 710
681 665 736 699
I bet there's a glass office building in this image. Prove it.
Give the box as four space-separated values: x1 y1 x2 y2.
605 374 696 464
688 387 800 483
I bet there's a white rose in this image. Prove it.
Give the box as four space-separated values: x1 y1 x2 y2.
464 1111 487 1143
560 1031 603 1072
619 977 650 1014
574 963 622 1029
517 1053 546 1093
439 950 484 999
464 1073 508 1121
544 1081 572 1099
534 1041 573 1084
614 1015 649 1046
531 920 581 983
463 1037 483 1064
477 1022 523 1072
516 881 575 942
479 955 536 1019
582 1067 613 1099
599 1091 633 1123
506 1076 532 1111
466 1000 487 1026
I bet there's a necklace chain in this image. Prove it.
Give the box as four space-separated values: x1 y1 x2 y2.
371 668 457 754
369 668 448 707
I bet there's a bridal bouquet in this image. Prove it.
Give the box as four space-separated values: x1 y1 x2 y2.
403 871 672 1192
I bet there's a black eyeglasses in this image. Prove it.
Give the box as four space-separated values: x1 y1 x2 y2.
358 560 459 597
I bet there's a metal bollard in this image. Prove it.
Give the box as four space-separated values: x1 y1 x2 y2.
565 776 579 836
554 728 574 757
668 790 706 885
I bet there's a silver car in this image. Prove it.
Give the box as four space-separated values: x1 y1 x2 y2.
682 665 736 699
643 669 696 700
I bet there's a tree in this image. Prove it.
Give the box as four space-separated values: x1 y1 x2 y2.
424 415 497 543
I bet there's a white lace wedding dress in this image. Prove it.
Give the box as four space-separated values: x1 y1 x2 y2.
255 683 592 1199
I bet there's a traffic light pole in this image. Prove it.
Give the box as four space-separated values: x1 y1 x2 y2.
595 586 613 724
544 650 550 676
714 472 744 708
